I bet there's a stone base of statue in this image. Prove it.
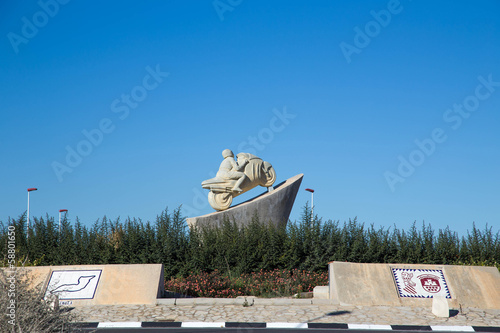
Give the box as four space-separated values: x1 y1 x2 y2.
187 174 303 229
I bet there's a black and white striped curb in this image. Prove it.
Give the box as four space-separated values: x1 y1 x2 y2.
72 322 500 331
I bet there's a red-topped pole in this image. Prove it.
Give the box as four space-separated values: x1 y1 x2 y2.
59 209 68 234
27 188 38 238
305 188 314 224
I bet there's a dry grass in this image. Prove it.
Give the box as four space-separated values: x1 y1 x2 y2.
0 268 80 333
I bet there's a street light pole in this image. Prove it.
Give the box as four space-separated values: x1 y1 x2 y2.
27 188 38 238
59 209 68 234
305 188 314 224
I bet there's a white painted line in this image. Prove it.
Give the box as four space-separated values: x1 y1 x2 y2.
348 324 393 330
97 322 142 328
431 326 475 332
181 322 225 328
267 322 308 329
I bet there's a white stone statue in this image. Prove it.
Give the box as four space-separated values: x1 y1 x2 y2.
202 149 276 211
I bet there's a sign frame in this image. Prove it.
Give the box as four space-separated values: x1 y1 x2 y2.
391 268 451 299
45 269 102 300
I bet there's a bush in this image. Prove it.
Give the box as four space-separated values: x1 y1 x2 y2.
164 268 328 298
1 206 498 281
0 268 79 333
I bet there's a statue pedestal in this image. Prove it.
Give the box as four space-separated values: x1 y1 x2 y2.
187 174 303 229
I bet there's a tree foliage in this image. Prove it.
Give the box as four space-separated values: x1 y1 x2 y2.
1 206 499 278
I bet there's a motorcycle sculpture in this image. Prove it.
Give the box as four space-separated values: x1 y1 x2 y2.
202 150 277 211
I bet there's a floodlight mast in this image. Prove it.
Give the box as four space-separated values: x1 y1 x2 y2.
305 188 314 224
27 188 38 238
59 209 68 234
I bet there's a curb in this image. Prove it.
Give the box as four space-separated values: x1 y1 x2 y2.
156 297 334 306
72 322 500 331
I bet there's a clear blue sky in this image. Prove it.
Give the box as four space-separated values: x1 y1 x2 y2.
1 0 499 236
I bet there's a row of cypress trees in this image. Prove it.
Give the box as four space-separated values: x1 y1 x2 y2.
1 206 499 279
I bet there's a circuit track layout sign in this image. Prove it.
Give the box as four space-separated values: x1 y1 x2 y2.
45 270 102 300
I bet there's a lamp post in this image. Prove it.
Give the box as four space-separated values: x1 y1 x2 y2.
27 188 38 238
59 209 68 234
305 188 314 224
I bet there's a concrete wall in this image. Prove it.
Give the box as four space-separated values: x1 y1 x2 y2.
329 261 500 309
2 264 164 306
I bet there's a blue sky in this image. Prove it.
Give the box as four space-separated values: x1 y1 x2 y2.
1 0 499 236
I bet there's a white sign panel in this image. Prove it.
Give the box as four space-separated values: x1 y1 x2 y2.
392 268 451 298
45 270 102 300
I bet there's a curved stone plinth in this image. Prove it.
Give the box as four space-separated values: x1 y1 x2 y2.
187 174 303 229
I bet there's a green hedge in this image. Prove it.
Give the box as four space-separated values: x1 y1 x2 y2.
1 206 499 278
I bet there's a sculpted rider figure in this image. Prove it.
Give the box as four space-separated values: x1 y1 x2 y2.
216 149 249 192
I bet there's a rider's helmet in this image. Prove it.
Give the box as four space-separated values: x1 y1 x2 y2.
222 149 234 158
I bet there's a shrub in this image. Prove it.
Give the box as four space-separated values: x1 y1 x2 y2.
1 206 499 281
0 268 80 333
164 268 328 298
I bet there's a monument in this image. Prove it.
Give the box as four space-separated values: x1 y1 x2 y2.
202 149 277 211
187 149 302 229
